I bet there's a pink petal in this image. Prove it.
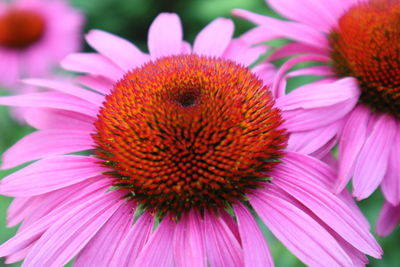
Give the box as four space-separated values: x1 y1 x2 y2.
173 210 206 267
23 191 124 267
250 189 353 266
278 152 370 229
272 164 382 258
353 114 397 200
193 18 234 57
204 210 244 267
0 92 99 118
271 55 331 98
277 77 359 110
0 156 106 197
74 203 135 266
233 202 274 267
287 120 341 155
237 26 280 45
381 123 400 205
7 181 94 228
86 29 149 71
336 105 371 193
252 63 276 91
0 180 112 258
232 9 329 49
267 0 341 32
220 210 241 243
282 98 357 132
148 13 183 59
23 79 104 106
134 217 175 267
24 108 95 132
61 53 124 81
109 212 154 267
287 65 334 77
1 129 93 169
376 202 400 237
269 42 329 61
7 197 33 227
223 39 267 66
76 74 115 95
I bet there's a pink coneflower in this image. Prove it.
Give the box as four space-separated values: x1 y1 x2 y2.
0 13 381 266
234 0 400 235
0 0 83 86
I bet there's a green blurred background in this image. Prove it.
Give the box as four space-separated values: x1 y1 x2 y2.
0 0 399 266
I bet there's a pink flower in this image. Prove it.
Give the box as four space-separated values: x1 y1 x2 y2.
233 0 400 235
0 0 83 86
0 13 381 266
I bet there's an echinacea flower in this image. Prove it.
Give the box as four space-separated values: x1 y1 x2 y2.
233 0 400 235
0 0 83 86
0 13 381 266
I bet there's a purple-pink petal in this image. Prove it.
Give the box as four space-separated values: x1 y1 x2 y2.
233 202 274 267
109 212 154 267
272 165 382 258
204 210 244 267
1 156 106 197
251 189 353 266
1 129 93 169
134 217 175 267
173 210 206 267
74 203 135 266
22 191 124 267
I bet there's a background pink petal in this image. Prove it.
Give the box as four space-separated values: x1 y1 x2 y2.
193 18 234 57
148 13 183 59
376 202 400 237
381 124 400 205
232 9 329 49
336 105 371 193
353 114 397 200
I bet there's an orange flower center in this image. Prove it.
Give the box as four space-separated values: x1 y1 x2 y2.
94 55 287 215
0 9 45 49
329 0 400 118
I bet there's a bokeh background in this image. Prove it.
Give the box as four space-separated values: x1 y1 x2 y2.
0 0 399 266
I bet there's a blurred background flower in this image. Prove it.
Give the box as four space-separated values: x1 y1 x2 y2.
0 0 399 266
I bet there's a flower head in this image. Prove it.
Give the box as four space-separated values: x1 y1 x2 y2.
0 0 83 86
234 0 400 235
0 13 381 266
